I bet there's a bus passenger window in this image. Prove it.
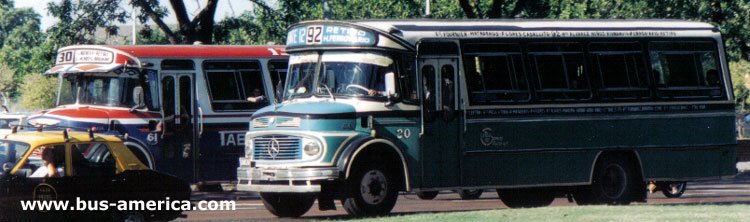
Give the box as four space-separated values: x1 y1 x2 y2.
528 43 590 101
649 41 725 99
204 61 269 111
462 43 529 105
589 42 650 100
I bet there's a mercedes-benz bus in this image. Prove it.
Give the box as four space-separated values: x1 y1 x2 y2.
29 45 287 184
237 20 737 217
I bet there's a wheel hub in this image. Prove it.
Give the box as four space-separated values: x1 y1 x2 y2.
360 170 388 205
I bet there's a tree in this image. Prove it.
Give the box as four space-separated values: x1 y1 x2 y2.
18 74 57 110
0 63 16 100
46 0 129 45
0 0 48 81
132 0 219 44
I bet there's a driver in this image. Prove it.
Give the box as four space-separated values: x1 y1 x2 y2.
30 146 61 178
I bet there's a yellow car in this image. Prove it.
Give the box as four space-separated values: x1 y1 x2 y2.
0 130 190 221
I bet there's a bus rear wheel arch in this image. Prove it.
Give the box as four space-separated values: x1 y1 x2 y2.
575 152 645 205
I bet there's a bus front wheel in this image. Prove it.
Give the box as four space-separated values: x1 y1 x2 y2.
575 155 638 205
259 193 315 218
342 162 398 217
497 189 554 208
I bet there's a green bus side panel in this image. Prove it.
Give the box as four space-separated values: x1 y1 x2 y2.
462 150 598 186
462 114 735 187
638 146 737 180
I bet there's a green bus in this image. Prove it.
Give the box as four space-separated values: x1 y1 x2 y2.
237 20 737 217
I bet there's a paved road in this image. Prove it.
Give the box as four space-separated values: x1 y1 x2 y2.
179 174 750 221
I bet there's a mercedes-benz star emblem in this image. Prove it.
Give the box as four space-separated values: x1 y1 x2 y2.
266 138 281 159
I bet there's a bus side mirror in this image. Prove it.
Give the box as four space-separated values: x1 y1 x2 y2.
385 72 398 106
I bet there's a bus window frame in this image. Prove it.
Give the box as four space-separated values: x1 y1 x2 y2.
202 60 269 112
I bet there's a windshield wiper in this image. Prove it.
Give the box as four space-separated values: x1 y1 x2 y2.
320 82 335 101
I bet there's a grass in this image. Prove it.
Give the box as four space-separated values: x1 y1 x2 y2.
341 205 750 222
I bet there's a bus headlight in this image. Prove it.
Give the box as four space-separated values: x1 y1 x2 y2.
304 141 321 156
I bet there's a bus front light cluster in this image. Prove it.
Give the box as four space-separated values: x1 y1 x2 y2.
304 142 321 156
301 137 322 157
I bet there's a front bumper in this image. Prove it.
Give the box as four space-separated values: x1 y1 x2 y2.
236 165 340 193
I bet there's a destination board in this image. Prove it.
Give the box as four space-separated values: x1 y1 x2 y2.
287 24 377 48
56 49 114 65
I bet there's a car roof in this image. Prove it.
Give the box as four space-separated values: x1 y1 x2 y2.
0 131 122 147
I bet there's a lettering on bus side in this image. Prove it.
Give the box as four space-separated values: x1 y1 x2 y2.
219 131 246 147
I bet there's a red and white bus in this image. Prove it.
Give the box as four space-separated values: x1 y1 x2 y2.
28 45 288 183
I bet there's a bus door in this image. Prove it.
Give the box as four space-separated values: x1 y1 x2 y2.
160 72 196 182
418 41 461 188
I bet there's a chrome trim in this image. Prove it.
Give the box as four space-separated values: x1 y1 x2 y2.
237 166 339 181
237 184 321 193
235 166 340 193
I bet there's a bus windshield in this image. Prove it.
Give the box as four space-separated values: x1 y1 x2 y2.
58 69 142 108
284 51 395 101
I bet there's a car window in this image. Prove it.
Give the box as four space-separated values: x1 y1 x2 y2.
71 143 116 177
20 145 66 178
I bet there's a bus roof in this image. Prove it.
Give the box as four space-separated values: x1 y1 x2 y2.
288 19 719 51
106 45 286 58
46 45 286 74
352 19 715 31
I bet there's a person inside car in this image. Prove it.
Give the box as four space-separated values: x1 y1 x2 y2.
29 146 61 178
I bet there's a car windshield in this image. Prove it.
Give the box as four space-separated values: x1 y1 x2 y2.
284 51 395 101
58 69 142 107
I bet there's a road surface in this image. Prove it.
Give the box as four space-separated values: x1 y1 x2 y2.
180 173 750 221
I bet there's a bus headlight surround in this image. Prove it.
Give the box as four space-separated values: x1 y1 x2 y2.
304 141 321 156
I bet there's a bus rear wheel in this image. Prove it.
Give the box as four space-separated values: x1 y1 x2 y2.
342 162 398 217
416 191 439 200
497 189 554 208
259 193 315 218
575 155 638 205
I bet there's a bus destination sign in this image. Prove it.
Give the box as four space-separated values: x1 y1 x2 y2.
56 49 114 65
287 25 377 48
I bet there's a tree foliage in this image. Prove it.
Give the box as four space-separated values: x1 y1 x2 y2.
132 0 219 44
18 74 57 110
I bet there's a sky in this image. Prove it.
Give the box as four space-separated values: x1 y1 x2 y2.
14 0 261 30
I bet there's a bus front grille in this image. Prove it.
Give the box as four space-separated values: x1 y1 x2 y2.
252 135 302 160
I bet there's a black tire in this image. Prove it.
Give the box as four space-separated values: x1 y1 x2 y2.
458 189 484 200
416 191 439 200
575 155 639 205
497 189 554 208
660 182 687 198
259 193 315 218
342 162 399 217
